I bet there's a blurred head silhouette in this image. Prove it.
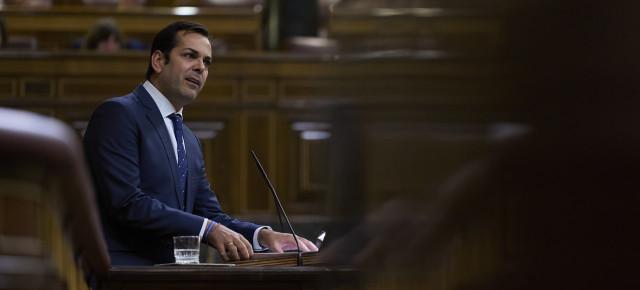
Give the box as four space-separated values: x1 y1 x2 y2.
84 18 123 52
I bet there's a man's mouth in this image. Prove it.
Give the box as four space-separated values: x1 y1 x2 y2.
186 77 201 87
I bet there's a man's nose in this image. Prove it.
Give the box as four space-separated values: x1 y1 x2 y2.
194 59 205 72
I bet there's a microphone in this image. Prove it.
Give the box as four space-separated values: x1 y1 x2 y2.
250 150 303 266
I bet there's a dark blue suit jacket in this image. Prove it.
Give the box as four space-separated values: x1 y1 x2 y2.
83 84 261 265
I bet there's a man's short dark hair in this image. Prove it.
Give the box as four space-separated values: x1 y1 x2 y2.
145 21 211 80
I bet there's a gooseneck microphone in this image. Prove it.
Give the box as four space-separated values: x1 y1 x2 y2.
250 150 303 266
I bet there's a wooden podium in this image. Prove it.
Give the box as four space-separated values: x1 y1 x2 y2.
97 251 361 289
98 264 359 290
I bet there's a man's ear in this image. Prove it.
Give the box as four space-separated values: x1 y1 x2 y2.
151 50 164 74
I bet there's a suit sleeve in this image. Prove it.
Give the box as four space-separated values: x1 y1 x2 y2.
83 99 204 238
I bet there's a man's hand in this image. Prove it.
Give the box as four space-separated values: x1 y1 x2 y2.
205 221 253 262
257 229 319 253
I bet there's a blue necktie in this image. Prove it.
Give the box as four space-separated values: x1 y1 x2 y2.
168 114 188 199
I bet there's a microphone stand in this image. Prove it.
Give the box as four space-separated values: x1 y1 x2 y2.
251 150 303 266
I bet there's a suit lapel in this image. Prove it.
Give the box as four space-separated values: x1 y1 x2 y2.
182 125 197 213
133 85 185 210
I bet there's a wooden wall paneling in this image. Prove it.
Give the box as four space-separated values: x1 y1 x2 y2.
279 79 343 103
287 121 331 215
20 77 55 99
329 13 426 52
242 79 276 103
276 114 295 215
184 119 234 212
427 16 501 52
178 106 245 215
60 55 148 77
225 111 243 215
240 110 277 214
58 77 141 102
197 78 239 103
0 53 147 78
57 77 145 137
272 114 327 217
325 106 367 222
274 61 338 79
299 134 330 194
329 9 501 53
60 109 99 137
0 78 17 99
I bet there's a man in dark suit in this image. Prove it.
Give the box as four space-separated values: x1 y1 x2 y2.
83 21 317 265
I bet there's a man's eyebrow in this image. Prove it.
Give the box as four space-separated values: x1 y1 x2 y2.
182 48 200 55
183 48 212 61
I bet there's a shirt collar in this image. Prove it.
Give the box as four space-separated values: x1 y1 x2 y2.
143 81 184 118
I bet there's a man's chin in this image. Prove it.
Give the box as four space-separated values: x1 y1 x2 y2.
176 93 199 108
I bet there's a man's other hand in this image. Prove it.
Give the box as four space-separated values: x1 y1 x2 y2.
257 229 319 253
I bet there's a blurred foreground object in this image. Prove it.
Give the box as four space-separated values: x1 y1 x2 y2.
324 0 640 289
0 108 109 289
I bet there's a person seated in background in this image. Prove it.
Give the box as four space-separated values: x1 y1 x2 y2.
83 17 123 52
73 17 148 51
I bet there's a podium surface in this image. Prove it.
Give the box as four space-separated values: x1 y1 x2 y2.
97 265 360 290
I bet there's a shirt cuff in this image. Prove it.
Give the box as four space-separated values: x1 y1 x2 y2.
198 218 208 241
253 226 272 251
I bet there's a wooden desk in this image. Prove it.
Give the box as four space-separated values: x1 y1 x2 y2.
97 265 361 290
